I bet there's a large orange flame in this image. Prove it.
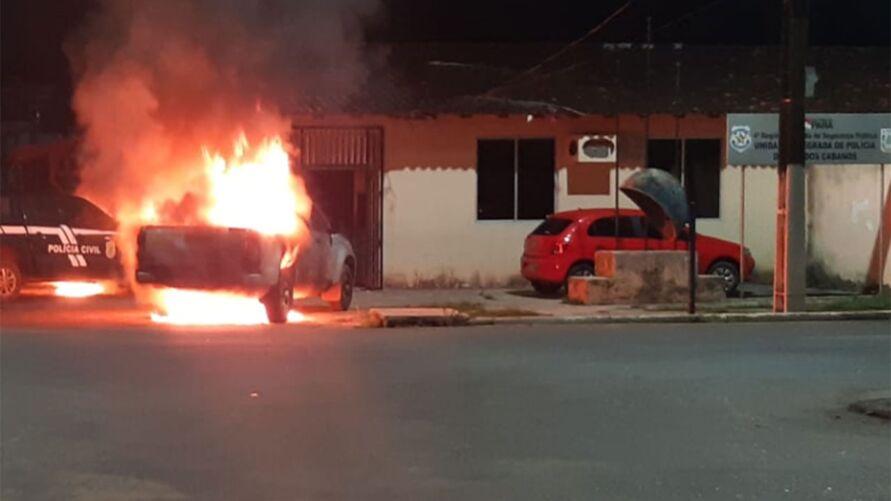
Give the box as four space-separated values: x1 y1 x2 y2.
203 134 309 236
150 289 307 325
142 132 311 325
52 282 106 298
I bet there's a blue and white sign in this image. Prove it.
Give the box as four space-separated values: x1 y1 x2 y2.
726 113 891 165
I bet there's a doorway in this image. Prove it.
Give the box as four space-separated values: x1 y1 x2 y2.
293 127 383 289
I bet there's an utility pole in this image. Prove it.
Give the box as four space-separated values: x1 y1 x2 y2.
774 0 808 312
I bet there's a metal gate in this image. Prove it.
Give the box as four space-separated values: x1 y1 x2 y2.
293 127 383 289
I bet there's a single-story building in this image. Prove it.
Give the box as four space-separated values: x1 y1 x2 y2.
286 43 891 291
6 44 888 292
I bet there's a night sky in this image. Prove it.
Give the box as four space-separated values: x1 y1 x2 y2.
2 0 889 88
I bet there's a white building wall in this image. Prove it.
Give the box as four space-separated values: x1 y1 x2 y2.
383 167 539 287
382 162 890 288
807 164 890 288
703 166 779 282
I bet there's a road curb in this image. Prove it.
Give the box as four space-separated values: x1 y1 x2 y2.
366 308 470 327
470 310 891 326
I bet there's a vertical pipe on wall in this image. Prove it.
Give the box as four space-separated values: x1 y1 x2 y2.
740 164 747 289
614 115 620 245
881 163 886 295
513 138 519 220
683 123 696 314
644 114 651 250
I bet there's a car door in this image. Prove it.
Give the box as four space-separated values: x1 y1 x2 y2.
21 196 74 279
0 196 36 276
308 208 334 289
616 216 648 251
60 196 120 279
585 217 619 255
639 216 676 250
293 207 333 291
586 215 648 251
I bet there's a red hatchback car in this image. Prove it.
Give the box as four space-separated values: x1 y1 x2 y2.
521 208 755 295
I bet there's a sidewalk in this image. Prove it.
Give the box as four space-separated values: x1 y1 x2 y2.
318 287 891 326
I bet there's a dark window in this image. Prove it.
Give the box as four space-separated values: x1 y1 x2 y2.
22 197 64 225
685 139 721 219
618 216 642 237
477 140 515 220
65 197 117 230
587 216 639 238
647 139 682 179
517 139 555 219
532 218 572 236
646 138 722 219
0 197 23 224
588 217 614 237
641 217 663 239
477 138 554 220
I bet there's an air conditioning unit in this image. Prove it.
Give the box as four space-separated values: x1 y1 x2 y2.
577 135 617 163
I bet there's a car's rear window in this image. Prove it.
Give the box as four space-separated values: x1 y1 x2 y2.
531 218 572 236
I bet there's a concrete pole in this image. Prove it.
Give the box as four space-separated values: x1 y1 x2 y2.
881 164 886 295
774 0 808 312
740 164 747 291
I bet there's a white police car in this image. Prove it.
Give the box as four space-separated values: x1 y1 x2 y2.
0 194 122 300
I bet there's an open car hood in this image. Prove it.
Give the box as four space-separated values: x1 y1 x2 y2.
619 169 689 240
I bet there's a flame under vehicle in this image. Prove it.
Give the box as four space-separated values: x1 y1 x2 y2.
135 207 355 323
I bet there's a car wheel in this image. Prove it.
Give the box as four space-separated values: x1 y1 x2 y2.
567 262 595 278
0 259 22 301
708 260 740 295
565 262 596 291
531 281 562 296
263 280 293 324
328 265 354 311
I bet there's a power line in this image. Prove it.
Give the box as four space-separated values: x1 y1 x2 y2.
485 0 633 95
653 0 734 34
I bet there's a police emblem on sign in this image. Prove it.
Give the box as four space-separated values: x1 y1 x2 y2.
729 125 753 153
881 128 891 154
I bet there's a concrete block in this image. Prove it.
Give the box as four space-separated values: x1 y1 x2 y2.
569 250 725 305
696 275 726 303
567 276 612 305
595 250 692 282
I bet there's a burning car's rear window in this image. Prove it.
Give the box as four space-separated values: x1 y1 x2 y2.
532 218 572 236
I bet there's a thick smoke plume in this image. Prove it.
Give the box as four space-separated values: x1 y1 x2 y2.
66 0 378 283
68 0 378 210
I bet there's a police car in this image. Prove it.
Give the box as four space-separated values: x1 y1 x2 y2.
0 193 122 300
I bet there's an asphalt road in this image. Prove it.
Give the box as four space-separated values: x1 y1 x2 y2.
1 311 889 500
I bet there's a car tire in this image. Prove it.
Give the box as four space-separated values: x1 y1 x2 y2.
566 262 595 285
327 264 354 312
0 258 22 301
531 281 562 296
263 280 293 324
708 260 740 295
568 262 595 277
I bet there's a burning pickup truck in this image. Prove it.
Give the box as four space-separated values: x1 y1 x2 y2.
135 207 355 323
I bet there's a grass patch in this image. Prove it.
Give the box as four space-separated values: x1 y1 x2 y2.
421 301 542 318
806 294 891 312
